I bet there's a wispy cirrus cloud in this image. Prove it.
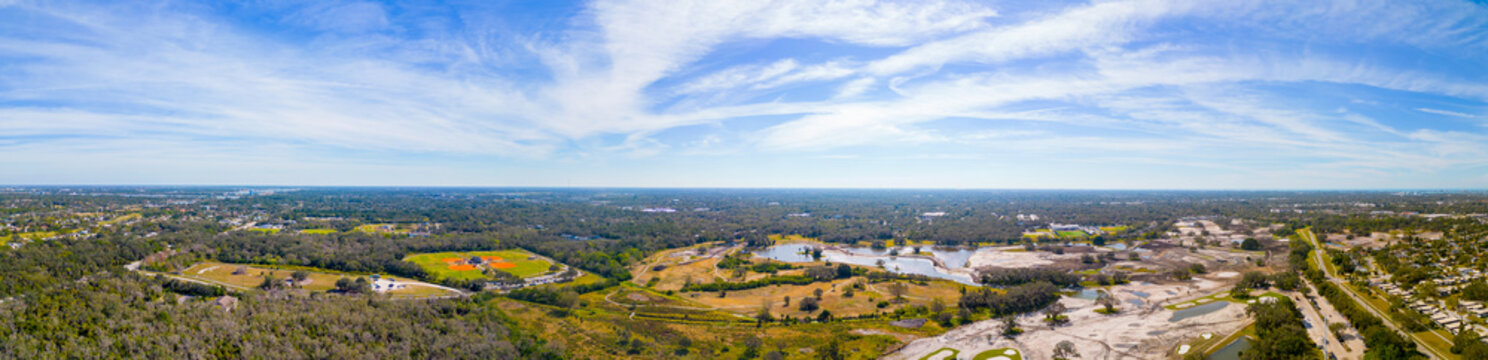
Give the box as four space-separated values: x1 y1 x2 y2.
0 0 1486 188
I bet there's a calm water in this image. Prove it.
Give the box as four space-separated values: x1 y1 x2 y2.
838 246 977 269
1170 301 1229 322
1208 337 1252 360
754 243 978 285
1070 289 1102 300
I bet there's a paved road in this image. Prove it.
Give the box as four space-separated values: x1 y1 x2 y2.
1305 278 1368 359
1303 229 1447 360
1291 285 1362 359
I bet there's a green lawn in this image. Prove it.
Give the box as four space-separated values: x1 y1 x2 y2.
971 348 1023 360
16 231 59 240
919 348 959 360
404 249 555 281
355 223 407 234
1057 230 1086 238
1164 291 1286 310
299 228 337 234
247 228 279 234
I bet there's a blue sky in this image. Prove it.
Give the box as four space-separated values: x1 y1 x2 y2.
2 0 1487 189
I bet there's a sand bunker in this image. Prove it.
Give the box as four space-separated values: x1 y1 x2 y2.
1213 271 1239 278
1177 344 1191 354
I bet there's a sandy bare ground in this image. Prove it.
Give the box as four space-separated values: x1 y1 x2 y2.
889 277 1245 360
965 247 1082 269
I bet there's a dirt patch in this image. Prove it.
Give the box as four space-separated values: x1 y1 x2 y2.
626 293 652 302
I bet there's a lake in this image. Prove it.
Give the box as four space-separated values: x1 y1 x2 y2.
754 243 978 285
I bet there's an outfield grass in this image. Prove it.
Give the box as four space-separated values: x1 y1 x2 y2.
299 228 337 234
1056 230 1086 238
404 249 554 281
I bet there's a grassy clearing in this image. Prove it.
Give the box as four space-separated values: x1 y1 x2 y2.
404 249 555 281
299 228 337 234
177 261 452 296
247 228 280 234
1056 230 1087 238
920 347 959 360
493 295 918 359
1163 291 1286 310
1193 323 1255 358
631 243 735 291
101 213 141 225
16 231 59 240
354 223 408 234
971 348 1023 360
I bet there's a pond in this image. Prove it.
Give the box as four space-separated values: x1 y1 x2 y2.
1170 301 1229 322
1207 337 1252 360
754 243 978 285
1069 289 1102 300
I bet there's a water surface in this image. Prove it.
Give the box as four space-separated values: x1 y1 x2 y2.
754 243 977 285
1170 301 1229 322
1207 337 1252 360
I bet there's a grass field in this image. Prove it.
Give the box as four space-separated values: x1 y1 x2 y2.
1163 291 1286 310
920 348 959 360
355 223 408 234
102 213 141 225
404 249 554 281
299 228 337 234
681 276 968 318
247 228 280 234
492 294 915 359
1056 230 1087 238
177 261 454 296
971 348 1023 360
15 231 60 240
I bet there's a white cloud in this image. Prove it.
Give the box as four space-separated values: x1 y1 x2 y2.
2 0 1488 187
1417 108 1485 119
